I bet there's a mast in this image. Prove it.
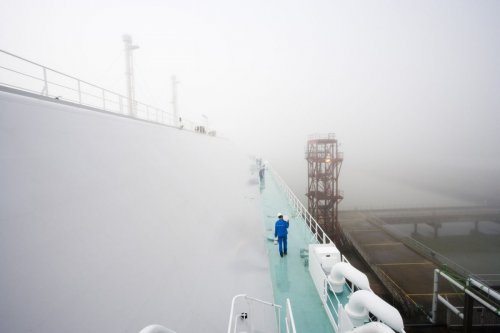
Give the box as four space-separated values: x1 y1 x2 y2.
123 34 139 117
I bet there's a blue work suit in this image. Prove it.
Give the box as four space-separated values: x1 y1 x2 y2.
274 218 289 256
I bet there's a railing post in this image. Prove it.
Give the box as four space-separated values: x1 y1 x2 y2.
102 89 106 110
431 269 439 323
42 67 48 96
77 80 82 104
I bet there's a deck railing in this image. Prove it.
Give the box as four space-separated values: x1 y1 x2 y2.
284 298 297 333
0 49 202 131
227 294 293 333
268 165 351 265
268 165 332 245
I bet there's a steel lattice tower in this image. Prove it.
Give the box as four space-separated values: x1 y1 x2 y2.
305 133 343 241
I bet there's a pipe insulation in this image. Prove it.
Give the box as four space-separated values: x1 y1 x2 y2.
328 262 372 293
345 290 405 333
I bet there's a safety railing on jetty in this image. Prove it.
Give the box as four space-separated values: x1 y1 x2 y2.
0 49 204 132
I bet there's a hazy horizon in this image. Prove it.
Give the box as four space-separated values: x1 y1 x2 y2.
1 0 499 209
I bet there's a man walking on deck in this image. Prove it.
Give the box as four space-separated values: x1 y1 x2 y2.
274 213 289 257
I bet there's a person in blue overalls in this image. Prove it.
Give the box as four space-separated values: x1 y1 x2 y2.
274 213 289 257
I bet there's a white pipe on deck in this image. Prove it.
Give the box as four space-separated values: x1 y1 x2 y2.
347 322 398 333
345 290 404 333
328 262 372 293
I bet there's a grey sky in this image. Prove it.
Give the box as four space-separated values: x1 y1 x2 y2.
1 0 499 208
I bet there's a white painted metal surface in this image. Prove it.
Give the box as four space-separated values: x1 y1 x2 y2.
345 290 404 333
0 90 274 332
285 298 297 333
309 244 341 300
328 262 372 293
227 294 281 333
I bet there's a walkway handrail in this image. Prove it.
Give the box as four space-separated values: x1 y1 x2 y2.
227 294 284 333
268 165 333 245
0 49 205 133
285 298 297 333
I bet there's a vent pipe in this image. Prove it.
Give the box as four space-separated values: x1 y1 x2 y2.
328 262 371 293
345 290 404 333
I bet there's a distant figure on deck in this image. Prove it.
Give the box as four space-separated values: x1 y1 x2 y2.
259 165 265 180
274 213 289 257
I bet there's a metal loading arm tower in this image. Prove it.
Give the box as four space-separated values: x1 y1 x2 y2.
305 133 343 243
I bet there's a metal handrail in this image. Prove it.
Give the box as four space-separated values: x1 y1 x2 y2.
0 49 204 132
285 298 297 333
269 165 333 245
227 294 283 333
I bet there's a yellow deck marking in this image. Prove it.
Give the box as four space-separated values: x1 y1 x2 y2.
364 242 402 246
348 229 381 232
407 293 463 296
376 262 431 266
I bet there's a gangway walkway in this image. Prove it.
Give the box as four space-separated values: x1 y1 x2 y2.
259 171 334 333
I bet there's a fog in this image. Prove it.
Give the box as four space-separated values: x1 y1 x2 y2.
1 0 499 208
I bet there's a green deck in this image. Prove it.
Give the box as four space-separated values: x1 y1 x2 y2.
259 172 334 333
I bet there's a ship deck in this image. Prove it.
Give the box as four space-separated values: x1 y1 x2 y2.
259 171 334 333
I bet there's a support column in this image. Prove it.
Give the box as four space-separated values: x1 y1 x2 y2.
463 292 474 333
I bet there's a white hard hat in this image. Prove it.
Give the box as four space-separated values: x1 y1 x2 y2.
277 212 283 217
